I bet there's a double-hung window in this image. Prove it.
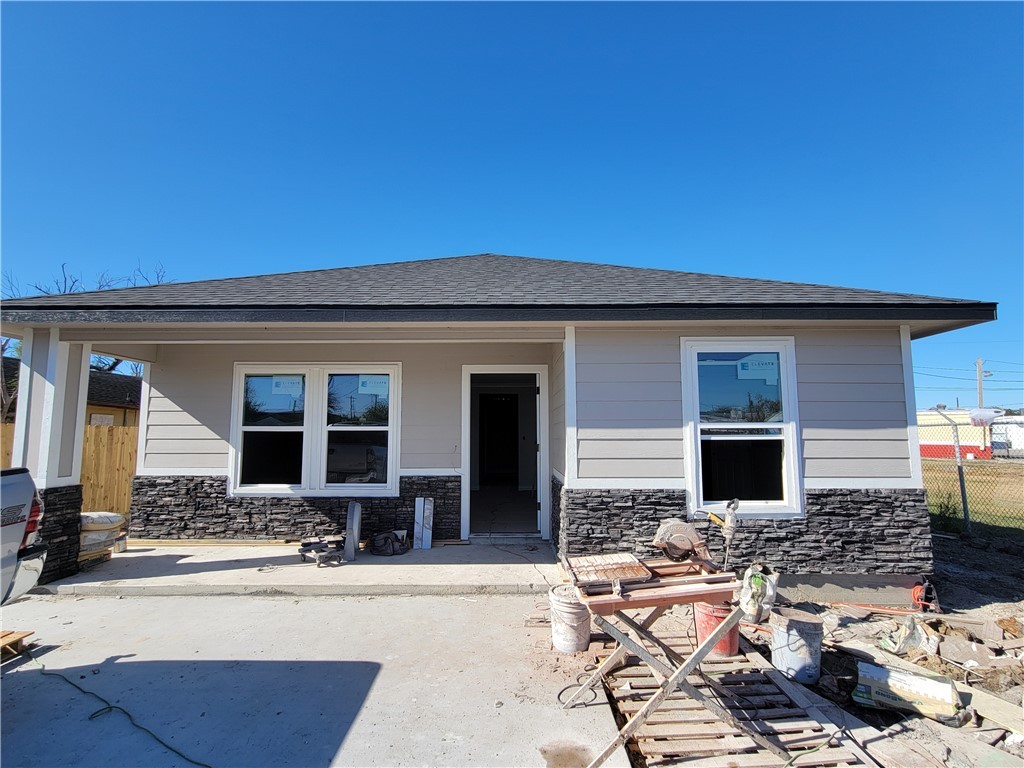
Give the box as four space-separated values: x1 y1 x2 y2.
232 364 400 496
682 339 801 517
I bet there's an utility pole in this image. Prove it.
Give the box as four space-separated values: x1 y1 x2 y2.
977 357 984 407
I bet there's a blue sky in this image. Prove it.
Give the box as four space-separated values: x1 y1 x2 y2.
2 2 1021 409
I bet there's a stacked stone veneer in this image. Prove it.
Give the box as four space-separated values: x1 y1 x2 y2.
558 488 933 574
130 475 462 541
39 484 83 584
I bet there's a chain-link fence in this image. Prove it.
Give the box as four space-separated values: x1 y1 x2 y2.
917 417 1024 535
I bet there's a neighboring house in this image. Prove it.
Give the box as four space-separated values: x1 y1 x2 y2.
2 254 996 579
2 357 141 426
86 369 142 426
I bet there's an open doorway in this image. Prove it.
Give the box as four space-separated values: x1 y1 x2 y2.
469 373 539 535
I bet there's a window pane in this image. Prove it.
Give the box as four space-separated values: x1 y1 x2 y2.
697 352 782 423
243 375 305 426
240 431 303 485
325 431 388 484
327 374 390 426
700 438 784 501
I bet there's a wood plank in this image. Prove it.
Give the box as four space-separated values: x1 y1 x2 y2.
644 747 857 767
637 718 826 739
638 731 843 754
582 581 739 614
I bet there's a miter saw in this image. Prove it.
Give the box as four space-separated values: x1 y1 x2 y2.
652 498 740 568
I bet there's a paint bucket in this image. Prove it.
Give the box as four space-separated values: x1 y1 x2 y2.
693 602 740 658
548 584 592 653
769 608 824 684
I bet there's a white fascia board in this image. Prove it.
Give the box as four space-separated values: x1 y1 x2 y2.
901 325 924 488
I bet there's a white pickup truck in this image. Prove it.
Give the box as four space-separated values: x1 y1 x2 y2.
1 468 47 604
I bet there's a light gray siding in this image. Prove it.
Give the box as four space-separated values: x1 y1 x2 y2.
794 329 911 481
142 342 554 473
574 330 685 479
572 327 913 486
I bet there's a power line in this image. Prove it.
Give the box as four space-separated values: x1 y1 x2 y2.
914 365 1023 374
917 387 1022 391
986 359 1024 366
914 372 1023 383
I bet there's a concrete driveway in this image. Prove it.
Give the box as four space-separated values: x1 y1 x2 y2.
1 594 627 768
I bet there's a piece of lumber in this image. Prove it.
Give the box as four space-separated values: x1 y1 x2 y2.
641 748 858 767
834 604 873 620
637 731 842 755
581 581 739 614
0 630 34 658
636 717 826 739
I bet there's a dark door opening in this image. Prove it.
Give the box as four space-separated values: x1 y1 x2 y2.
470 373 539 535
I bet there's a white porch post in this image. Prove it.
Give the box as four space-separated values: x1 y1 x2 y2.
11 327 91 488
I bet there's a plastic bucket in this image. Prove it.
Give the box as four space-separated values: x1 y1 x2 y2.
694 601 740 658
549 585 592 653
769 608 824 684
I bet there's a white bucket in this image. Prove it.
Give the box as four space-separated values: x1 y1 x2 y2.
549 584 591 653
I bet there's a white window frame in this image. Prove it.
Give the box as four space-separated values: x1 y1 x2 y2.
681 338 803 519
229 363 401 497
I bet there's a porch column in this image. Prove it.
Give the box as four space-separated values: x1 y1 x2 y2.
12 328 92 583
12 327 91 487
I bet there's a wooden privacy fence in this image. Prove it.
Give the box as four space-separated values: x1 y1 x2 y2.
1 424 138 517
81 426 138 517
1 423 13 469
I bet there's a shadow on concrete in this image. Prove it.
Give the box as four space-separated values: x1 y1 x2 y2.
1 654 379 768
45 542 559 585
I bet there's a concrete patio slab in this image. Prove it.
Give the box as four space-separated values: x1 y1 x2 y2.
2 594 629 768
33 540 564 597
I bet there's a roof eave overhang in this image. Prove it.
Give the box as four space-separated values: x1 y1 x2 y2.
0 302 998 328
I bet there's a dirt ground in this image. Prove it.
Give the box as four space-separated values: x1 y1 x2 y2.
930 532 1024 620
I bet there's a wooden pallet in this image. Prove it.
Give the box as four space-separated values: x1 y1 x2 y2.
0 631 34 659
599 627 876 767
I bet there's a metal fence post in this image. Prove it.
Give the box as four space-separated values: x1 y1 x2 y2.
935 409 972 533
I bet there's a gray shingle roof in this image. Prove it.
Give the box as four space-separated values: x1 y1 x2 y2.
0 253 985 309
87 369 142 409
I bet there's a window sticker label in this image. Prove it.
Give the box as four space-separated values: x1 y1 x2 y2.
271 375 304 397
736 354 779 386
358 375 389 397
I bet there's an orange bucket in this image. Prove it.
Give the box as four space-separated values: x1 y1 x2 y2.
693 601 739 658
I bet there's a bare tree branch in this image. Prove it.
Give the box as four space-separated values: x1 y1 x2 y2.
2 270 22 299
30 263 86 296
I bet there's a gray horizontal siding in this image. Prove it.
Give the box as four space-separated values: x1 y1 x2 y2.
572 327 913 486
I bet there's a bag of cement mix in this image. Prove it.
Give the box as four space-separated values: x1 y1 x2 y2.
852 660 969 726
81 511 125 531
80 528 119 553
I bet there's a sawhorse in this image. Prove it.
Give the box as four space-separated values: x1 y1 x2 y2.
562 604 791 768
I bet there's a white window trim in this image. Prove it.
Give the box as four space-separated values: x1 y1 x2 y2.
228 363 401 497
681 337 803 519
